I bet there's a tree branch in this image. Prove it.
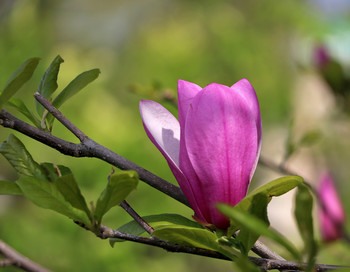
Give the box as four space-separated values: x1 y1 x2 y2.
96 225 344 271
0 240 51 272
0 108 188 206
119 200 154 234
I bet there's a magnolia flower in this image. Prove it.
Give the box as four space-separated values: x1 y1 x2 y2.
318 173 346 242
139 79 262 229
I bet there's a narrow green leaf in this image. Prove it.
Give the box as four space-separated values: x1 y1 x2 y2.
54 174 91 219
45 68 100 128
235 193 269 255
110 214 203 246
94 171 138 224
153 225 236 260
0 58 40 109
36 55 64 116
0 180 22 195
294 184 317 271
52 68 100 109
16 176 91 227
7 98 41 128
119 213 202 235
218 204 301 261
237 175 303 211
0 134 46 180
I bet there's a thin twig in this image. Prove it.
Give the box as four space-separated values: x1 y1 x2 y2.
0 258 14 267
251 240 286 261
0 240 51 272
119 200 154 234
35 93 87 141
259 155 300 177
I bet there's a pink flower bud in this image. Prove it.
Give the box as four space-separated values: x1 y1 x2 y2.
317 173 346 242
140 79 262 229
313 45 331 68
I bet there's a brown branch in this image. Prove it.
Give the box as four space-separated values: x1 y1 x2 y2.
119 200 154 234
35 92 87 141
0 240 51 272
0 108 188 206
96 225 344 271
259 155 300 178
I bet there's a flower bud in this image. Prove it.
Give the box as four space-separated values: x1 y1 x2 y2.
140 79 262 229
317 173 345 242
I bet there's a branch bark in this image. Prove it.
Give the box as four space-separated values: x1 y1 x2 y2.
96 225 344 271
0 240 51 272
0 108 188 206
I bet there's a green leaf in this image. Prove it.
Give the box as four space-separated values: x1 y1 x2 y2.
94 171 138 224
235 193 269 255
153 225 236 260
294 183 317 271
52 68 100 109
0 57 40 109
110 214 203 246
237 175 303 211
0 180 22 195
119 213 202 235
54 174 91 219
7 98 42 128
16 176 91 227
218 204 301 261
0 134 46 180
45 68 100 128
40 162 72 182
36 55 64 116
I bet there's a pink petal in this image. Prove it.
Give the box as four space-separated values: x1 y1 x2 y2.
177 80 202 129
318 173 345 241
139 100 180 167
318 174 345 224
139 100 204 218
180 83 261 228
231 79 262 180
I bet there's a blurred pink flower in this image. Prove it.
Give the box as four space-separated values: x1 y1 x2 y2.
139 79 262 229
318 173 346 242
313 44 330 68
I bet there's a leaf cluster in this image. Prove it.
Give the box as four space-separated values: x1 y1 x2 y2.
0 56 100 131
0 133 138 231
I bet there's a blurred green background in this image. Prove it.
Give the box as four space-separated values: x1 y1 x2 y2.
1 0 350 271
